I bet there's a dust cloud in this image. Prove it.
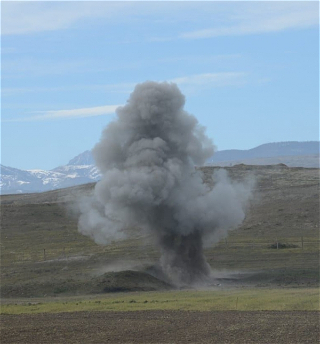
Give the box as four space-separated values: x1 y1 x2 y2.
78 81 252 286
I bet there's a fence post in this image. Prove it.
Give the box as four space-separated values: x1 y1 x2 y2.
43 248 46 260
276 238 278 250
301 236 304 250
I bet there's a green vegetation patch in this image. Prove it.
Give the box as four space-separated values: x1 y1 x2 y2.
2 288 319 314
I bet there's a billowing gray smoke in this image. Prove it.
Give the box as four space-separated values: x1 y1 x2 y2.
78 81 252 286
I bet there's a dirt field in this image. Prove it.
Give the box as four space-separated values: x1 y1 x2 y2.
2 310 319 344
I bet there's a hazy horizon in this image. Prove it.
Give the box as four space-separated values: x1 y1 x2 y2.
1 140 319 172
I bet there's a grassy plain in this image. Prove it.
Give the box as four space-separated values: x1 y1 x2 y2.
1 288 319 314
1 165 319 298
1 165 319 344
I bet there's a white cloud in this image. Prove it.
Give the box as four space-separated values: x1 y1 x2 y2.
1 2 318 37
1 56 145 80
180 2 319 39
169 72 247 94
1 2 127 35
1 82 137 97
171 72 246 87
2 73 244 98
1 2 174 36
2 72 246 122
4 105 119 122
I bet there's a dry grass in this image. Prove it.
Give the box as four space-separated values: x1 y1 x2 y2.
1 165 319 298
2 288 319 314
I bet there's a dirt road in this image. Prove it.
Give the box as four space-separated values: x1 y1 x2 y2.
1 310 319 344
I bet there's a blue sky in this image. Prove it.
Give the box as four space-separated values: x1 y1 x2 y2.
1 1 319 170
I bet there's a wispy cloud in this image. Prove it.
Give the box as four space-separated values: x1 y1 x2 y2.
157 54 242 65
4 105 119 122
2 71 246 122
1 58 132 79
171 72 246 88
2 2 318 37
180 2 318 39
168 72 247 95
2 73 244 98
1 2 127 35
1 2 168 36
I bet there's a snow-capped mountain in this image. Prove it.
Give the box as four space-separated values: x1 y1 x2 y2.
0 152 100 194
1 141 319 195
67 150 95 166
1 165 46 194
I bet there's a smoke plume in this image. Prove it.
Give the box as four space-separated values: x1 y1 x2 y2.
78 81 252 286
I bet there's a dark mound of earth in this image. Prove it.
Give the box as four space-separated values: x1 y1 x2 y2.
1 270 173 298
90 270 173 293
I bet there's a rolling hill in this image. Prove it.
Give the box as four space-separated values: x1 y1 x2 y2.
1 141 319 194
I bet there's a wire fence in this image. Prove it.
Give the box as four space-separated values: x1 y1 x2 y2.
216 237 319 250
2 237 319 265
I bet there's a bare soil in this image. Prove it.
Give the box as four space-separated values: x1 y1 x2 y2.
1 310 319 344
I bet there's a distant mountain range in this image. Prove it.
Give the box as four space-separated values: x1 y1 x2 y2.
1 141 319 194
209 141 319 162
208 141 320 167
1 152 100 195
